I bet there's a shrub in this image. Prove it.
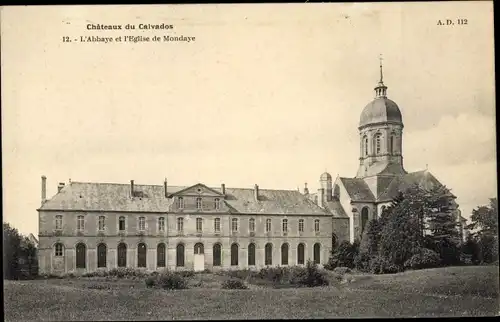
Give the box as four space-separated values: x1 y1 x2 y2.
156 271 189 290
298 261 329 287
177 270 195 278
404 248 441 270
327 240 360 269
333 267 351 275
221 279 248 289
353 252 372 272
369 256 401 274
145 276 156 288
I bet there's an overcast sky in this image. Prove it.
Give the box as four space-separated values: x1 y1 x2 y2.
2 3 496 236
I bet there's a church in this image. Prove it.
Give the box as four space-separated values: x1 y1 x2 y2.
304 61 467 243
36 61 466 274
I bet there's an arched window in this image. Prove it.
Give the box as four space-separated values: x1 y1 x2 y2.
117 243 127 267
381 205 387 215
361 207 369 233
118 216 126 231
363 135 369 156
54 243 64 257
248 243 256 266
97 243 107 268
194 243 204 255
249 218 255 232
265 243 273 265
297 243 305 265
137 243 147 268
313 243 321 264
390 134 395 154
332 234 338 249
75 243 86 269
375 133 382 155
176 243 185 267
281 243 289 265
213 243 221 266
230 243 239 266
157 243 166 267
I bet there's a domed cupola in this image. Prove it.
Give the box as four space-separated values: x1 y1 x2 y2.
356 56 406 179
359 58 403 130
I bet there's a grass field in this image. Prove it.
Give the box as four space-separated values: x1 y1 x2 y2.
4 265 499 321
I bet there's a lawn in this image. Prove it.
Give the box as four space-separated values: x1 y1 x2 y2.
4 265 499 321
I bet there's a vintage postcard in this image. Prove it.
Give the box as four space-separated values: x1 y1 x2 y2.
2 2 497 320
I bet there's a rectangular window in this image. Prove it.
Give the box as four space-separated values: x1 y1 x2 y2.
299 219 304 232
158 217 165 232
98 216 105 231
231 218 238 232
196 198 202 210
77 215 84 231
177 217 184 232
119 216 126 231
282 219 288 232
249 218 255 232
178 197 184 209
196 218 203 233
266 218 271 232
55 215 63 230
215 198 220 210
214 218 221 232
139 217 146 231
314 219 320 232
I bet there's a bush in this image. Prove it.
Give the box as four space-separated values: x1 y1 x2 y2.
177 270 195 278
333 267 351 275
353 252 372 272
156 271 189 290
145 276 156 288
221 279 248 289
369 256 401 274
327 240 359 269
404 248 441 270
298 261 329 287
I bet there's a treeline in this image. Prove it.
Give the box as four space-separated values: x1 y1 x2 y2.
3 223 38 280
327 184 498 274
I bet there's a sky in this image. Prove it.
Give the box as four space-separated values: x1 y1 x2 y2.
1 3 496 236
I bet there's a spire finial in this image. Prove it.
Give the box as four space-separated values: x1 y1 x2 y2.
379 54 384 84
374 54 387 98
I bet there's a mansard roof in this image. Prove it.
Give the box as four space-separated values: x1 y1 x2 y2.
38 181 330 215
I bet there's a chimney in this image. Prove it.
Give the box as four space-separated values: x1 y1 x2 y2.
164 178 168 198
57 182 65 193
303 182 309 195
254 184 259 201
41 175 47 205
130 180 135 197
221 183 226 195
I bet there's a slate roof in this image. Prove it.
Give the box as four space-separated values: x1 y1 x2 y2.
338 177 376 202
339 170 448 203
39 182 329 216
359 97 403 128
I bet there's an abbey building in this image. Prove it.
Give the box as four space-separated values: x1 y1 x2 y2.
37 62 466 274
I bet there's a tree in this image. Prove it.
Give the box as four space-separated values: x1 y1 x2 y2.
378 185 426 269
466 198 498 264
3 222 22 279
424 185 461 265
355 218 382 271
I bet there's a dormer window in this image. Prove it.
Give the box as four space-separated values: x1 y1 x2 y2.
178 197 184 209
196 197 202 210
